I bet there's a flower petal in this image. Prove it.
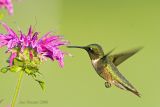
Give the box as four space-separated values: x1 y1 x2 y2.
5 0 13 15
9 52 17 66
1 22 17 37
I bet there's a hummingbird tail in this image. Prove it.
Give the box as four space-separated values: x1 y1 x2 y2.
113 81 141 97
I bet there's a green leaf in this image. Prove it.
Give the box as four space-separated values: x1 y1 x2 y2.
13 58 24 67
0 67 9 73
25 66 39 75
10 66 22 72
33 57 40 65
28 57 40 68
25 68 32 74
35 80 45 91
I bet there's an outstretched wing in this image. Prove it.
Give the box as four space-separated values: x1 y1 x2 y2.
105 61 140 97
109 47 143 66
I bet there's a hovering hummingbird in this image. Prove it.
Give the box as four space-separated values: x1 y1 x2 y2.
68 44 142 97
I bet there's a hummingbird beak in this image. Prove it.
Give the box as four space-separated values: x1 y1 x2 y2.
67 46 87 50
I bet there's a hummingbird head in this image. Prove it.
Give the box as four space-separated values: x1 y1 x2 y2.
67 44 104 60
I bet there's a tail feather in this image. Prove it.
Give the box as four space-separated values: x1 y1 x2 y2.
113 80 141 97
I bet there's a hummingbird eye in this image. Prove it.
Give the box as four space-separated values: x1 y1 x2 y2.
88 47 95 53
88 47 93 51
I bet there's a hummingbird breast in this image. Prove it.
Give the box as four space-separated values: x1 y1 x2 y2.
91 59 112 81
91 58 102 73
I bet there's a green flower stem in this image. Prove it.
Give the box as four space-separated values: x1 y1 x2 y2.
11 70 24 107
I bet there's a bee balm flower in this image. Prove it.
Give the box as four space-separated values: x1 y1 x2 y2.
0 22 69 107
0 0 13 15
0 22 68 68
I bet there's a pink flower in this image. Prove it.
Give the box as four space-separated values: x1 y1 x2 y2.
0 22 69 67
0 0 13 15
0 22 69 107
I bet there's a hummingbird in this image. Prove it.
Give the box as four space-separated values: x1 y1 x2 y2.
68 44 142 97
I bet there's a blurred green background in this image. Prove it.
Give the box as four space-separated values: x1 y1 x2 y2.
0 0 160 107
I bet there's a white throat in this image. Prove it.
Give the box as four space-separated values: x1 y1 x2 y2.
92 58 100 65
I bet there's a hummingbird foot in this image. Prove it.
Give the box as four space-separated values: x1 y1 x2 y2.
105 82 111 88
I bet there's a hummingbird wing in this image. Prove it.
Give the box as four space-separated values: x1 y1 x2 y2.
103 59 140 97
108 47 143 66
112 79 140 97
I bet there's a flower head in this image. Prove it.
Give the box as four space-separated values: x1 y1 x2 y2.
0 22 68 70
0 0 13 15
0 22 69 107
